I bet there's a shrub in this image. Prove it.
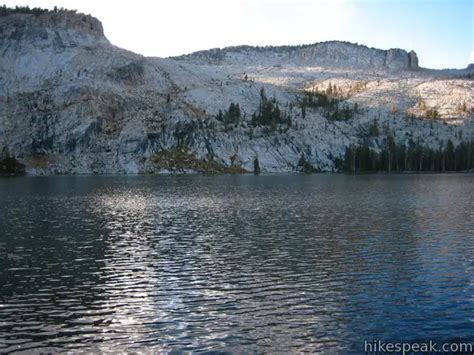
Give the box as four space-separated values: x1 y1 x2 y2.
0 153 26 176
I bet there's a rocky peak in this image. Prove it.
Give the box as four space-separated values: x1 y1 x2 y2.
0 9 105 43
408 50 419 69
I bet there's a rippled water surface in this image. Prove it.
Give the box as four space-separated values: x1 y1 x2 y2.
0 174 473 352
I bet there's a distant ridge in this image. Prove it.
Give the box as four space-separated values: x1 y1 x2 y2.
173 40 419 70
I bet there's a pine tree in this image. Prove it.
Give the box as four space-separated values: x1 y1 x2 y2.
216 109 224 122
253 158 261 175
446 139 454 171
369 118 379 137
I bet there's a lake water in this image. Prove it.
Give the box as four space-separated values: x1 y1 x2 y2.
0 174 473 353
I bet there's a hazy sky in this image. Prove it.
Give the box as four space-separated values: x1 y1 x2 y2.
3 0 473 69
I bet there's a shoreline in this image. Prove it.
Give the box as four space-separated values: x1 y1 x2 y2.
2 170 473 178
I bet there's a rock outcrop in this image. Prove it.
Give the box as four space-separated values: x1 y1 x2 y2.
0 9 104 40
408 50 419 69
175 41 419 70
0 10 472 175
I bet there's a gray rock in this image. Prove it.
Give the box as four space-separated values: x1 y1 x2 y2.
0 11 471 175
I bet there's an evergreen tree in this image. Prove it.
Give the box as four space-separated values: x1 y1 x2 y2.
386 134 396 172
446 139 454 171
224 103 241 125
216 109 224 122
339 138 474 173
253 157 261 175
369 118 379 137
343 145 356 172
251 87 292 129
0 153 25 176
297 153 316 173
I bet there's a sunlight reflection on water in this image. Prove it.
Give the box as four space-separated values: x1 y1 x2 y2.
0 174 473 352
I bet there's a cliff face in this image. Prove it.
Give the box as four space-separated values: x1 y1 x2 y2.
0 10 110 94
175 41 419 70
0 11 472 175
0 10 104 40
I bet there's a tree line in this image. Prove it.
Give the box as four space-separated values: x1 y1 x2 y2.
336 138 474 172
300 84 359 121
0 5 71 17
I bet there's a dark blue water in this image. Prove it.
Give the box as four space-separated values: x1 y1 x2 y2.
0 174 473 352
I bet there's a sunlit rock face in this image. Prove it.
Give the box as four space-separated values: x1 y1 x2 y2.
177 41 419 70
0 11 473 174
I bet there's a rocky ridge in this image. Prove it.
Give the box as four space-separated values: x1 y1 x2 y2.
174 41 419 70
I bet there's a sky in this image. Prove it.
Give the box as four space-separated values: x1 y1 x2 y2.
3 0 473 69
